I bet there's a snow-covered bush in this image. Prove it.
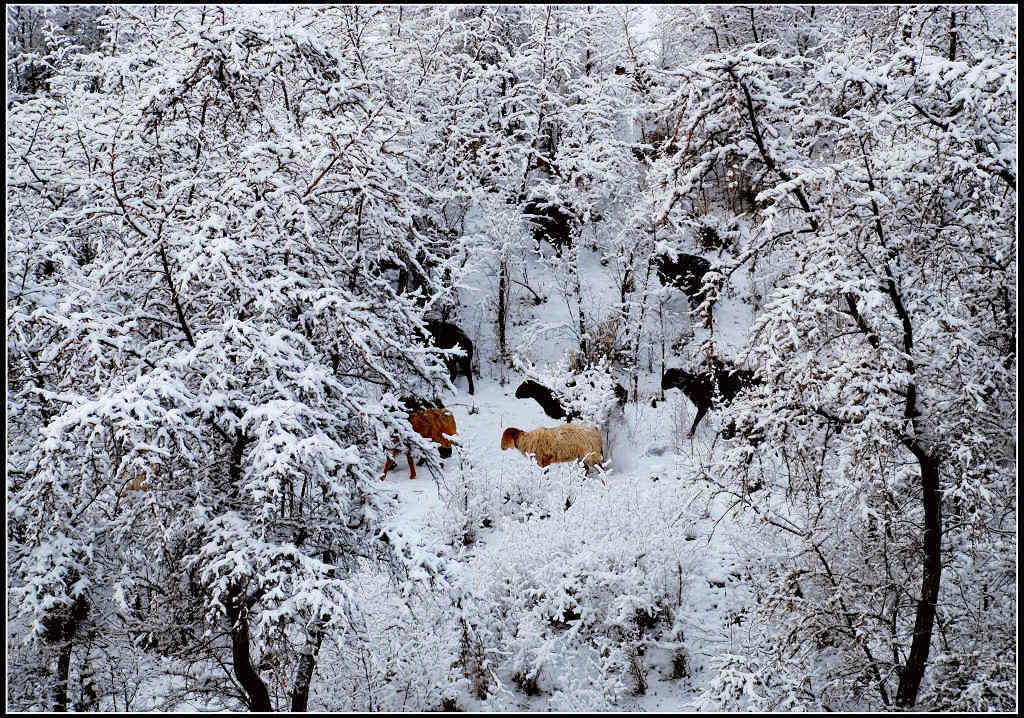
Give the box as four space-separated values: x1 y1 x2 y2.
433 454 499 548
303 571 469 712
433 448 592 550
663 391 695 452
569 314 629 370
466 477 703 704
515 356 624 432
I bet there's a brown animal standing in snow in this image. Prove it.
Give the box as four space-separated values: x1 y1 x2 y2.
382 408 458 480
500 424 603 472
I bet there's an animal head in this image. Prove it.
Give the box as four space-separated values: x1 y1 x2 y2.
662 367 700 392
514 381 537 399
501 427 524 450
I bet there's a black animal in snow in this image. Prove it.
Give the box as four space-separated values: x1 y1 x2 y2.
655 252 712 301
523 199 580 253
515 380 571 420
515 379 628 422
661 361 759 437
426 320 475 395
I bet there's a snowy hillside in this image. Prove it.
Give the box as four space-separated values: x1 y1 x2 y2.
349 232 766 710
7 4 1015 713
374 379 756 711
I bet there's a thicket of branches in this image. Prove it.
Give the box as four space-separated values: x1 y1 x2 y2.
7 4 1016 711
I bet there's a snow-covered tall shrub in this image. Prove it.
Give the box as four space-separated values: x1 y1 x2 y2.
465 477 705 705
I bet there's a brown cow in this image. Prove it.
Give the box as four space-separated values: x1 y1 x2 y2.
382 408 458 480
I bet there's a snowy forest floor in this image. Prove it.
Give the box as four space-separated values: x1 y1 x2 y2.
374 375 758 709
360 228 770 708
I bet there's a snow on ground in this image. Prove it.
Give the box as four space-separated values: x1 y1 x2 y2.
374 379 757 709
371 233 763 708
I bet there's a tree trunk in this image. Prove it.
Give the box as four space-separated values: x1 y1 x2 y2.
53 640 73 711
573 245 587 358
658 298 667 402
895 453 942 707
497 258 509 363
228 597 272 711
290 618 326 711
947 10 957 61
75 643 99 711
628 254 656 402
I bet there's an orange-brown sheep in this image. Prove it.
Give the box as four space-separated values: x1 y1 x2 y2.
382 407 458 480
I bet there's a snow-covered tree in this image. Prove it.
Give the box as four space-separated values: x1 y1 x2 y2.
7 4 1015 712
652 5 1015 709
7 5 466 709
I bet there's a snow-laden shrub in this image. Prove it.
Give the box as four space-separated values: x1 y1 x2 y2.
302 525 508 712
694 652 808 712
494 458 584 523
434 454 498 548
433 449 591 549
568 315 629 369
663 391 695 451
685 213 744 254
305 571 470 712
464 476 704 704
515 355 624 436
558 359 625 430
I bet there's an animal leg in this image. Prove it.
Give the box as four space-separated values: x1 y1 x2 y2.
688 406 708 437
381 449 400 480
407 449 417 480
464 358 475 394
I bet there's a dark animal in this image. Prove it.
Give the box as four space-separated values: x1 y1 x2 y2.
516 380 570 420
524 199 579 253
399 395 444 414
694 225 733 253
661 363 758 436
655 252 711 300
516 379 628 422
426 320 475 395
613 383 628 406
